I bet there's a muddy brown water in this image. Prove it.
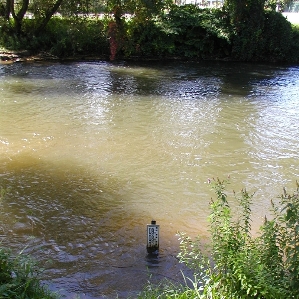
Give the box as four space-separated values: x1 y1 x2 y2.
1 60 299 298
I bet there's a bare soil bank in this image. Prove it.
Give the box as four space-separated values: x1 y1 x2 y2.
0 49 111 63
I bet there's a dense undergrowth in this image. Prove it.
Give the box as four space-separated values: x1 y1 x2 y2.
137 179 299 298
1 5 299 62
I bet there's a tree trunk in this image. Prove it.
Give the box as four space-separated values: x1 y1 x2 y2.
10 0 29 35
3 0 11 20
34 0 64 35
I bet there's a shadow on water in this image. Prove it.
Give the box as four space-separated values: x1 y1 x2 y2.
0 154 191 299
106 60 295 100
1 60 299 298
1 60 291 101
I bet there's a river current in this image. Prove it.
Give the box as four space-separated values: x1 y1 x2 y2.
0 60 299 298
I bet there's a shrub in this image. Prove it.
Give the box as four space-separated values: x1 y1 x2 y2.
0 16 110 57
137 179 299 298
125 5 231 60
177 178 299 298
43 17 109 58
230 9 299 62
261 11 299 62
163 5 231 59
124 17 176 58
1 6 299 62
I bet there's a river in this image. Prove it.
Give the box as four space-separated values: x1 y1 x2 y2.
0 60 299 298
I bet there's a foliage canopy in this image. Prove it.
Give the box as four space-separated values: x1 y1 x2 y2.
1 0 299 62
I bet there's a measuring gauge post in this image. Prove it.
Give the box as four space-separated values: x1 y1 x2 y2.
147 220 159 255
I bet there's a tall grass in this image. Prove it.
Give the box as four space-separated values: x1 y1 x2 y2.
0 186 59 299
0 247 59 299
137 178 299 298
135 276 200 299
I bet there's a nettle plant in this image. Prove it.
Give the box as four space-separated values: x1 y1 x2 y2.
178 178 299 299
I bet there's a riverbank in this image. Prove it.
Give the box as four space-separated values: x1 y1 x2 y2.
0 49 107 63
1 10 299 64
0 48 227 64
0 49 59 63
0 49 27 62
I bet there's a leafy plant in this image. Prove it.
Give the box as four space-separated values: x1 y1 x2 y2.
135 275 201 299
177 178 299 298
124 5 231 60
0 247 57 299
0 247 59 299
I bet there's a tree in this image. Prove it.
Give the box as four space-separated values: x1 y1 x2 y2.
224 0 266 60
0 0 64 35
33 0 65 34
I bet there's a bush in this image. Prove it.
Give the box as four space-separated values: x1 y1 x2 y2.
138 179 299 298
124 17 176 58
259 11 299 62
2 6 299 62
39 17 109 58
0 16 110 57
230 9 299 62
125 5 231 60
163 5 231 59
177 178 299 298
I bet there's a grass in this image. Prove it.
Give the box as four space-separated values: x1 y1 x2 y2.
0 186 59 299
0 247 59 299
136 179 299 299
135 276 201 299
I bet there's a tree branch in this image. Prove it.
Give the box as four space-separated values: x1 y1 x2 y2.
35 0 64 34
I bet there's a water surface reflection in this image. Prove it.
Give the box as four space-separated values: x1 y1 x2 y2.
0 61 299 298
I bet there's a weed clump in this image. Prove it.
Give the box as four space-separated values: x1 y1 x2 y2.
0 247 59 299
137 179 299 298
0 186 58 299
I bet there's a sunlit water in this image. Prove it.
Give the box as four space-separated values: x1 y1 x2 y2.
1 60 299 298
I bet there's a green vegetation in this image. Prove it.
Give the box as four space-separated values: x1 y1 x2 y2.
137 179 299 298
2 176 299 298
0 247 58 299
0 187 58 299
1 0 299 62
